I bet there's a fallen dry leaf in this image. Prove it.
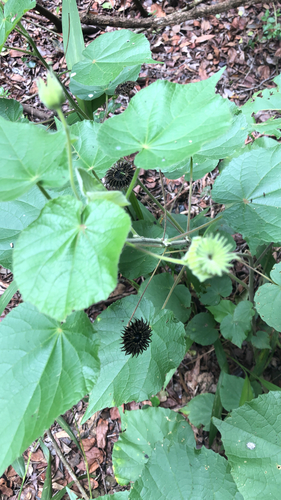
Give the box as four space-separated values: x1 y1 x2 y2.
110 407 120 420
195 34 215 44
96 419 109 449
81 437 96 452
150 3 166 17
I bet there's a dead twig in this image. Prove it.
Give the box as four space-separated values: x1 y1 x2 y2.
80 0 262 29
46 429 90 500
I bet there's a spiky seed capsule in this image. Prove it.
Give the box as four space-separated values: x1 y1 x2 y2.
105 161 135 190
121 318 152 357
115 81 135 96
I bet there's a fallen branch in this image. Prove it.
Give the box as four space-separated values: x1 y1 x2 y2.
80 0 259 29
22 103 52 120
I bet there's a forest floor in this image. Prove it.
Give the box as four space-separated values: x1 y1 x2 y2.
1 0 281 498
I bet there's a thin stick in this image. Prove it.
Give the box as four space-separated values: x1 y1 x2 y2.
47 429 89 500
187 157 193 232
228 272 249 292
159 171 167 240
162 266 185 310
18 446 36 500
71 411 92 499
126 253 164 327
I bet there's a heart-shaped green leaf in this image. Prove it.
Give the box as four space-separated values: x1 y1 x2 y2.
97 70 232 171
0 117 68 201
212 146 281 242
13 196 131 320
0 302 100 476
69 30 154 100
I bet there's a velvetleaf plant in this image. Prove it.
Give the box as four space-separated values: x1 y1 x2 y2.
1 0 281 498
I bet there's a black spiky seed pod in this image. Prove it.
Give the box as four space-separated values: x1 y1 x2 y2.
105 160 135 190
114 81 135 96
121 318 152 357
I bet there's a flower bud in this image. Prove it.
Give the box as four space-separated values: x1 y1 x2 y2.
37 71 65 110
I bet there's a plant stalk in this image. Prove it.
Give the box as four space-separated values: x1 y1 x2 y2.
187 157 193 232
57 108 80 200
137 178 185 234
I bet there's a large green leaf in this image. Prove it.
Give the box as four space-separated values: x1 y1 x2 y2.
0 117 68 201
112 407 195 485
97 70 232 171
255 262 281 331
214 392 281 499
0 97 23 121
13 196 131 320
0 0 36 50
0 302 100 476
62 0 84 71
83 295 186 421
129 441 242 500
69 30 154 100
0 186 46 269
70 120 119 178
212 146 281 242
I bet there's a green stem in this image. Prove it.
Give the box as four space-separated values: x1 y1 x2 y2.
187 157 193 232
3 45 34 55
137 178 185 234
126 242 183 266
18 444 37 500
254 242 273 267
126 237 188 247
162 266 185 310
37 183 52 200
168 215 223 242
57 108 80 200
247 254 254 304
126 167 140 200
228 272 249 292
17 22 89 121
